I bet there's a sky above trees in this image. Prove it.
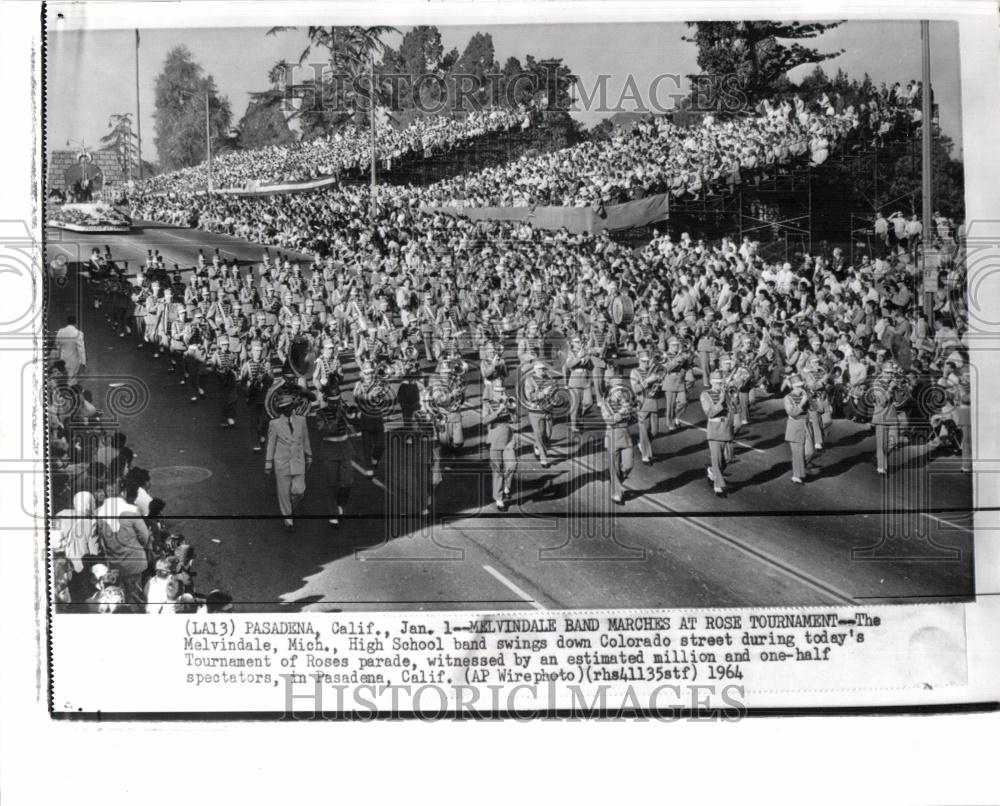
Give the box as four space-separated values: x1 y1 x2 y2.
46 21 962 165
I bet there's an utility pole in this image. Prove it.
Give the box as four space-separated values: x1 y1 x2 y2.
920 21 934 324
205 91 213 192
369 54 377 221
135 29 143 180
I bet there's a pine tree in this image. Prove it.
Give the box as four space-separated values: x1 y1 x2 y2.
684 21 844 112
152 46 232 171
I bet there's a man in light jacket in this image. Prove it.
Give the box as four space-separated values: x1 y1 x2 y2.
265 394 312 530
55 315 87 384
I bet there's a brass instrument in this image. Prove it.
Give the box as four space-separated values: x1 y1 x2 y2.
387 342 420 379
356 376 394 415
431 377 463 415
446 356 469 379
335 398 361 421
787 388 811 413
802 367 832 412
888 375 912 406
528 376 560 412
645 351 668 386
601 384 637 425
725 364 752 394
663 349 689 374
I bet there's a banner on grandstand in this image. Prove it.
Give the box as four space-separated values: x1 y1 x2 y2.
215 174 343 197
423 192 670 235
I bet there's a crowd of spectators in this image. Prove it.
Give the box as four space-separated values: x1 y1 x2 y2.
418 84 923 208
47 305 234 613
135 82 921 216
138 105 535 194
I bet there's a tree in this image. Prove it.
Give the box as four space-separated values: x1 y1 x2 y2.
152 46 232 171
265 25 400 137
101 113 138 181
452 32 498 111
683 21 844 112
398 25 444 108
235 97 295 150
885 130 965 220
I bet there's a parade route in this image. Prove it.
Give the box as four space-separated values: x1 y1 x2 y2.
47 223 974 612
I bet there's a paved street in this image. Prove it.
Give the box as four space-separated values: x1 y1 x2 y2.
46 223 974 612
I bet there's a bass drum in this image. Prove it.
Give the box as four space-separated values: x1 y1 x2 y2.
609 294 635 327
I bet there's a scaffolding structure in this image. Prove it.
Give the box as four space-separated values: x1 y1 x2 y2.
659 131 923 257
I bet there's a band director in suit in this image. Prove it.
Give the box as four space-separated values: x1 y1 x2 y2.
265 392 312 530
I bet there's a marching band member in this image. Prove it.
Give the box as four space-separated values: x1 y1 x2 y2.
153 289 174 357
700 370 733 497
871 360 904 475
517 319 546 366
430 360 466 453
352 361 388 478
394 336 422 430
316 385 357 528
600 374 636 505
432 321 461 364
844 346 871 422
475 310 500 360
311 339 342 408
783 375 812 484
630 350 663 465
209 334 239 428
482 377 518 510
587 317 615 399
523 360 555 468
716 353 738 463
801 354 831 451
696 310 719 384
480 342 508 405
732 349 757 429
632 310 656 354
168 307 188 377
661 336 691 432
417 292 437 362
239 340 271 452
564 335 594 433
183 311 209 401
130 278 150 350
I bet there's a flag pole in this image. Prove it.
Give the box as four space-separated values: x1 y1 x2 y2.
920 20 934 324
135 29 143 180
370 54 377 222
